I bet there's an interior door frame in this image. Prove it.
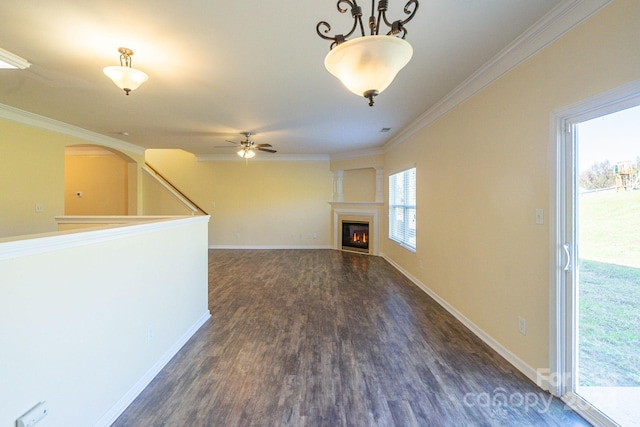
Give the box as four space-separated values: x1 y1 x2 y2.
549 79 640 425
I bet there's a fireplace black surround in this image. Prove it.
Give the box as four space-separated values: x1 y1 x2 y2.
341 221 369 253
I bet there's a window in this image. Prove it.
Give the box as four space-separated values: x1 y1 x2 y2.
389 167 416 251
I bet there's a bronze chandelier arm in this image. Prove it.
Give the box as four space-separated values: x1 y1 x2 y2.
380 0 419 38
316 0 369 49
317 0 419 46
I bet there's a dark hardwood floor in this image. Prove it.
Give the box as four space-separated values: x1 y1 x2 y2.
113 249 589 426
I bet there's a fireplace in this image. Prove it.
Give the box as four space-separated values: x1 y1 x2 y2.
333 208 379 255
341 221 369 253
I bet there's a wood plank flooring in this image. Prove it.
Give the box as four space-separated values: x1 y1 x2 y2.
113 249 589 426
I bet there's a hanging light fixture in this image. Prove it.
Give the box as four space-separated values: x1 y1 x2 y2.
103 47 148 95
237 148 256 159
317 0 418 106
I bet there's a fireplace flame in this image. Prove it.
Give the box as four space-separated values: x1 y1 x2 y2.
352 232 368 244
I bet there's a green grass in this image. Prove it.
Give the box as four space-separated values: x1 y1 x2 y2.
578 260 640 386
577 189 640 387
579 189 640 268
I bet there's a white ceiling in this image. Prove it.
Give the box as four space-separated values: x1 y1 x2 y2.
0 0 565 157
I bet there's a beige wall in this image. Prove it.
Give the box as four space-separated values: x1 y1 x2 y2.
64 154 129 215
145 149 333 247
142 171 195 216
0 119 144 238
330 153 383 172
1 120 66 237
382 0 640 371
342 168 376 202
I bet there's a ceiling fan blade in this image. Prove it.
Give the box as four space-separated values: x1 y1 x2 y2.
258 148 277 153
224 140 240 145
255 143 272 148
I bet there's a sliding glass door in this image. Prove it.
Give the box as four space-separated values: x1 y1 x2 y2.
555 100 640 427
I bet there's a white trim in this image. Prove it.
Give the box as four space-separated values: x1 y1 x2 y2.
562 392 618 427
551 78 640 123
333 208 380 256
548 107 568 397
382 254 541 385
549 79 640 424
65 145 117 156
196 154 330 162
94 311 211 427
0 216 210 260
384 0 612 153
208 245 332 250
0 47 31 69
142 166 200 214
54 215 189 224
328 201 384 206
0 103 145 155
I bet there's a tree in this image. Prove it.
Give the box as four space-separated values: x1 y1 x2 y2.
579 160 616 190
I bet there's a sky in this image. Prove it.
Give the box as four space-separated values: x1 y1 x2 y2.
577 104 640 173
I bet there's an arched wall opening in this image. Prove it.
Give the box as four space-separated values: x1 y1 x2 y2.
64 144 138 215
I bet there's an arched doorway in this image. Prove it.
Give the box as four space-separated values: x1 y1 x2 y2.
64 144 138 215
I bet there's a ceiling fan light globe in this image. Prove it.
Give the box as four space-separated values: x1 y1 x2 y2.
103 65 149 93
324 35 412 98
237 148 255 158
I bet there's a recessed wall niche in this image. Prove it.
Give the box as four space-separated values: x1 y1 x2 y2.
342 168 376 202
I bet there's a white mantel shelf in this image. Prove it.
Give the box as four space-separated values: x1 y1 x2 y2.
329 201 384 206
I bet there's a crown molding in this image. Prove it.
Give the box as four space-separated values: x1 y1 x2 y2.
0 47 31 69
196 153 330 162
0 103 145 155
384 0 613 153
330 147 385 161
65 145 118 156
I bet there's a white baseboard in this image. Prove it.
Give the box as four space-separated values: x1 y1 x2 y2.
208 245 332 250
381 255 542 389
95 311 211 427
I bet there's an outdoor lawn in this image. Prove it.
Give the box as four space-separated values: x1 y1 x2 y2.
578 189 640 387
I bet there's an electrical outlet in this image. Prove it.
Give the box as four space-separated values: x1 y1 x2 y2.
34 204 44 213
518 316 527 335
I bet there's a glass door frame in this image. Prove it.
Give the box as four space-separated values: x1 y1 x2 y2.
549 79 640 426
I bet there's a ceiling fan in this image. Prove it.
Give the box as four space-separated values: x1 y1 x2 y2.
214 132 277 158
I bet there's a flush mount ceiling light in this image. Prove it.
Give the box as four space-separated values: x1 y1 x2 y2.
0 47 31 69
103 47 148 95
317 0 418 106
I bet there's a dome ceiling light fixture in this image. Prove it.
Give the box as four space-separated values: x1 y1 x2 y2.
316 0 419 106
237 148 256 159
103 47 148 95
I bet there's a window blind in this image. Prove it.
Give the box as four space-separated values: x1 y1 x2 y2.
389 167 416 250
